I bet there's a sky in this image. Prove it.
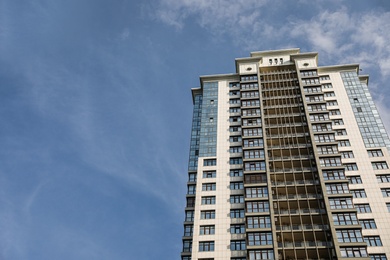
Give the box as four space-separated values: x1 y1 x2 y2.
0 0 390 259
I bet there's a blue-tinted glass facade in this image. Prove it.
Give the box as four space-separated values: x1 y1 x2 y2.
188 94 202 171
341 72 390 151
199 82 218 157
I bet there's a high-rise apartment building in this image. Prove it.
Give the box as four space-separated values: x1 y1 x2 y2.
181 48 390 260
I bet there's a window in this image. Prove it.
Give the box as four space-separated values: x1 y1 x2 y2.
201 210 215 219
370 254 387 260
368 149 383 157
320 157 342 167
372 162 389 170
245 174 267 184
230 169 243 177
345 163 358 171
310 114 329 122
327 100 338 106
229 146 242 153
199 241 214 251
230 126 241 132
333 213 358 225
387 203 390 212
377 174 390 183
187 197 195 207
230 224 245 234
241 91 259 98
364 236 382 246
312 123 332 132
230 240 246 251
243 138 264 147
248 250 274 260
184 225 193 236
352 189 366 198
323 169 345 180
183 240 192 252
241 83 258 90
340 247 367 258
308 104 327 112
360 219 377 229
320 75 330 80
202 183 216 191
248 232 273 246
243 128 262 137
188 173 197 182
203 171 216 178
304 86 322 93
229 90 240 96
241 75 258 82
336 229 363 243
246 201 270 213
333 119 344 125
230 209 245 218
201 196 216 205
306 95 324 102
244 161 266 171
314 133 335 143
199 225 215 235
381 188 390 197
230 182 244 190
230 157 243 165
302 78 320 85
326 183 349 194
230 136 242 142
230 195 244 204
342 151 354 159
322 83 333 89
229 116 241 123
355 204 372 213
329 197 354 209
185 210 194 221
204 159 216 166
300 70 317 77
247 216 271 229
348 176 362 184
336 129 347 136
242 100 260 107
182 256 191 260
229 82 240 88
187 185 196 195
245 187 268 198
242 108 260 116
230 98 240 104
230 108 240 113
244 161 265 171
244 149 265 159
325 91 335 97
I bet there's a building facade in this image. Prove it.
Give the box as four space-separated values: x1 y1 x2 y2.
181 49 390 260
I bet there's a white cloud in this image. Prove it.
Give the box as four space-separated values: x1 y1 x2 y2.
155 0 269 31
153 2 390 79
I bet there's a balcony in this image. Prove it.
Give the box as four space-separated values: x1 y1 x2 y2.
275 224 329 231
268 155 314 161
278 241 332 248
274 208 326 215
272 193 322 200
271 179 319 187
269 167 316 173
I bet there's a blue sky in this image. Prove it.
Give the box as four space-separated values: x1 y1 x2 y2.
1 0 390 259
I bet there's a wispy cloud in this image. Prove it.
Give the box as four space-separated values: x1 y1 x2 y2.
154 0 270 31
